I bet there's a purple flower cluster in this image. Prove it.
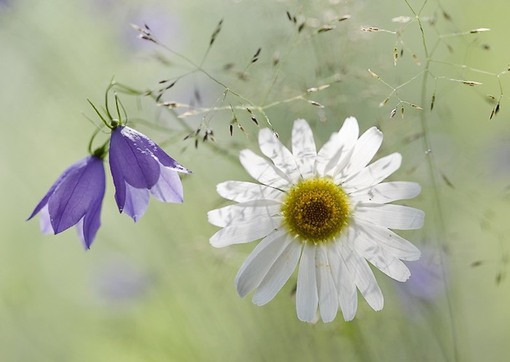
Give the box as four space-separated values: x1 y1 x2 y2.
29 125 190 249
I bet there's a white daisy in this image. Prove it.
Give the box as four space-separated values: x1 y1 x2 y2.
208 118 423 322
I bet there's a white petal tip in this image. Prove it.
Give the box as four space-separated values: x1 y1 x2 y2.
341 305 357 321
297 314 315 323
413 210 426 229
259 127 275 138
344 116 358 123
371 301 384 311
235 285 249 298
321 315 336 323
394 268 412 282
407 248 421 261
400 274 411 283
252 297 269 306
209 236 226 248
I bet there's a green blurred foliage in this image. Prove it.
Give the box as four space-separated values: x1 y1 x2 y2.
1 0 510 361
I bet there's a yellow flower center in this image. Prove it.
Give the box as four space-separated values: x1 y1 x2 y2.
281 178 351 244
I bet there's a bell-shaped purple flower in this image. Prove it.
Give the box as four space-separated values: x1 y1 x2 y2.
109 125 191 221
28 155 106 249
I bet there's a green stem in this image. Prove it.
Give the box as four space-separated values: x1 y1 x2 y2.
114 82 239 164
404 0 460 360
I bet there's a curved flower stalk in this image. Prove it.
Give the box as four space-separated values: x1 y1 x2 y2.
109 125 191 222
208 117 424 322
28 154 106 249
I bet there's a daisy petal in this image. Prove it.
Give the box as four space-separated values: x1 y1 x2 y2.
350 181 421 204
252 239 302 306
333 244 358 321
292 119 317 178
210 216 282 247
341 153 402 190
355 204 425 230
216 181 283 202
350 226 411 282
344 244 384 311
316 246 339 322
207 201 280 227
240 150 291 189
343 126 383 176
235 230 290 297
317 117 359 176
259 128 301 183
356 221 421 261
296 243 319 322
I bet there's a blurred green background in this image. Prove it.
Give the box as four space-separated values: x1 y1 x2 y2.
1 0 510 361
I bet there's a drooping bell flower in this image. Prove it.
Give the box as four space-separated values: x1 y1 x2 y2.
109 125 191 222
28 154 106 249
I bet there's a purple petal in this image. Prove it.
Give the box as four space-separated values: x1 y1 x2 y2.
109 126 190 215
28 155 106 247
152 145 191 174
76 218 87 249
109 126 159 212
150 164 184 203
123 183 150 222
48 156 106 234
78 197 104 249
38 205 54 234
109 153 126 214
27 157 87 220
109 126 160 188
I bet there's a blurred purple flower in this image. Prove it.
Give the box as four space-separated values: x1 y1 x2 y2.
395 247 448 316
86 1 182 53
28 155 106 249
94 258 151 303
403 257 446 301
487 137 510 178
109 125 191 222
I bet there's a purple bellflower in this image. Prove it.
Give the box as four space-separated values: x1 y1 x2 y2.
28 154 106 249
109 125 191 221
